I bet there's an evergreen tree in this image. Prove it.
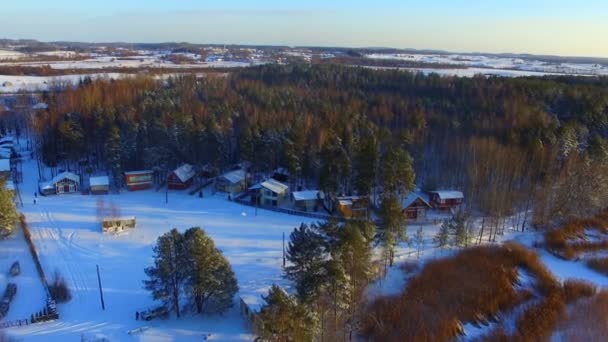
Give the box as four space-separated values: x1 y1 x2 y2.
378 194 406 267
413 226 425 259
285 223 327 303
104 126 122 187
144 228 187 317
0 180 18 237
183 227 238 314
256 285 316 342
381 145 415 198
435 220 451 249
353 135 378 195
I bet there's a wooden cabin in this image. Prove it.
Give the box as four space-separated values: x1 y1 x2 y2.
428 191 464 210
125 170 153 191
259 179 289 207
168 164 195 190
292 190 324 212
39 172 80 195
89 176 109 195
216 169 248 194
335 195 369 219
402 193 432 219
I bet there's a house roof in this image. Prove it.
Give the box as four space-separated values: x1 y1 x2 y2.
431 190 464 200
402 192 432 209
90 176 109 187
292 190 323 201
338 199 353 206
220 169 246 184
0 149 11 159
172 164 195 183
260 178 289 194
0 159 9 172
52 172 80 184
5 180 14 191
125 170 153 176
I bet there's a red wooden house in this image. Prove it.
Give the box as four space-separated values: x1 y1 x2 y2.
125 170 153 191
428 191 464 210
168 164 195 190
402 193 433 219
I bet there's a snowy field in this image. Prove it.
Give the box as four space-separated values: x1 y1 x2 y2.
365 53 608 77
0 74 126 93
2 147 315 341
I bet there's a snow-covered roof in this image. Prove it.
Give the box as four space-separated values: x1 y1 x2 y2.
125 170 153 176
51 172 80 185
292 190 323 201
0 159 9 172
172 164 195 183
90 176 109 187
431 190 464 200
273 167 289 176
5 180 14 191
248 183 262 190
32 103 48 110
220 169 246 184
260 178 288 194
402 192 432 208
338 199 353 206
0 137 14 144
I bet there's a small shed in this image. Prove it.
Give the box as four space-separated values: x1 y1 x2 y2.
428 190 464 210
89 176 109 195
39 172 80 195
168 164 195 190
335 195 369 219
292 190 324 212
216 169 247 194
5 180 14 195
102 217 136 233
402 192 432 219
125 170 153 191
259 179 289 207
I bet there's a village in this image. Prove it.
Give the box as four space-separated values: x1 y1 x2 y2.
0 120 476 341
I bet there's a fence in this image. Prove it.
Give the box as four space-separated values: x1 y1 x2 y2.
232 196 344 221
0 319 29 329
20 215 49 289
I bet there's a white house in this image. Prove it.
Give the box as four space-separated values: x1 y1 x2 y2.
259 179 289 207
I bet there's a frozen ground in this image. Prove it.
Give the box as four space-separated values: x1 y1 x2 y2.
0 74 125 93
366 53 608 77
2 145 315 341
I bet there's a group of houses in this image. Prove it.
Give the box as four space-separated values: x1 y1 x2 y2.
401 190 464 219
0 137 16 195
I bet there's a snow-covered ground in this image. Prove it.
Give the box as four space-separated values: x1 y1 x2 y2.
365 53 608 77
0 74 126 93
1 141 315 341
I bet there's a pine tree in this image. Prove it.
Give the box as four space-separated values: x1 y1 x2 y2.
285 223 327 303
353 135 378 195
144 228 187 317
378 194 406 267
183 227 238 314
414 226 425 259
256 285 316 342
104 126 122 188
0 179 18 237
435 220 450 249
381 145 415 198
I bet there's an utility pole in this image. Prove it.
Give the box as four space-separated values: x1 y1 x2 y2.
96 264 105 310
282 232 286 268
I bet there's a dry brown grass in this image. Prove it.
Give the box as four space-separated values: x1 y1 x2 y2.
556 290 608 342
586 257 608 276
544 208 608 260
362 243 558 342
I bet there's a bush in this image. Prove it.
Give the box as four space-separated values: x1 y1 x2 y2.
362 243 558 341
557 290 608 340
544 208 608 259
48 270 71 303
562 279 596 304
586 257 608 276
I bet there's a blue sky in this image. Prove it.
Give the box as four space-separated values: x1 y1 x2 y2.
3 0 608 57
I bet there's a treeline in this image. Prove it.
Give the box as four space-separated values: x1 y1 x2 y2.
31 64 608 225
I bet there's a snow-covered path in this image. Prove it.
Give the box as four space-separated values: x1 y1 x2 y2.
6 150 315 341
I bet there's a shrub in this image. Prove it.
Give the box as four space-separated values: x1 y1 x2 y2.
557 290 608 341
48 270 71 303
362 243 558 341
562 279 596 304
586 257 608 276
